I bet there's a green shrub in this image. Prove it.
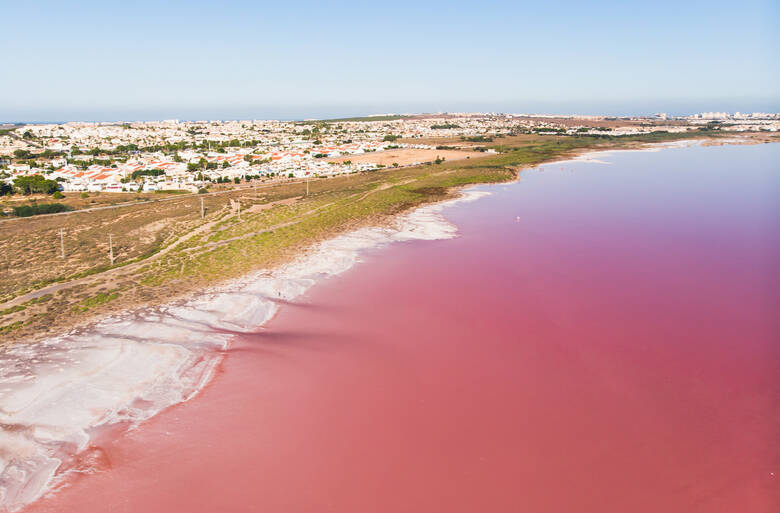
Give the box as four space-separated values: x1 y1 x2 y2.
12 202 72 217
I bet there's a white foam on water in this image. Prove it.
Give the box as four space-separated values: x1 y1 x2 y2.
0 189 490 512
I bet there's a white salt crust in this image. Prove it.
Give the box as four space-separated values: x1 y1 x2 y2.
0 190 490 512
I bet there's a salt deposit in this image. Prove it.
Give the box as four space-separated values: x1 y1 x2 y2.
0 189 490 512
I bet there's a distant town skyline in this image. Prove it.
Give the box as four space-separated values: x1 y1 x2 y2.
3 103 780 125
2 0 778 122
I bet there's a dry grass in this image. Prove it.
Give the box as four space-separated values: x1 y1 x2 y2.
1 189 189 212
0 163 514 343
328 148 481 166
399 133 556 148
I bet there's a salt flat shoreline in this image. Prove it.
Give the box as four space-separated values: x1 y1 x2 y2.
0 186 492 512
0 135 773 512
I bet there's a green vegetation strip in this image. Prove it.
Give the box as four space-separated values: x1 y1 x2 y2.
74 292 119 312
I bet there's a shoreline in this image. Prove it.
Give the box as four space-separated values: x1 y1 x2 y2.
535 138 703 167
18 139 779 513
2 132 775 346
0 134 775 511
0 187 491 512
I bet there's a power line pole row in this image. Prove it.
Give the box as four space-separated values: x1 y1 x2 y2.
109 233 114 265
55 195 236 266
56 231 115 265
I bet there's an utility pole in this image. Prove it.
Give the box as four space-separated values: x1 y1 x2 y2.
200 196 205 218
108 234 114 265
59 228 65 259
237 200 241 221
306 176 309 196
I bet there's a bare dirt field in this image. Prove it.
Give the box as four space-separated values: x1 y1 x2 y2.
397 133 572 148
328 148 482 167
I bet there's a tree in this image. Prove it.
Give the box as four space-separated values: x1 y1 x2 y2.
13 149 31 159
13 175 60 195
130 169 165 180
233 177 240 184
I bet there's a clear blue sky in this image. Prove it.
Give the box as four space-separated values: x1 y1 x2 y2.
1 0 777 121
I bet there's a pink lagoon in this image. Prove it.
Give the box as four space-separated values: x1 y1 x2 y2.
22 143 780 512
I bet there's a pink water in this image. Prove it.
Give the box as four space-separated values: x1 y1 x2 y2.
27 144 780 512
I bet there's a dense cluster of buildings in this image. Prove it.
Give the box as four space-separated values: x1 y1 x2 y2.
0 119 430 192
685 111 780 120
1 112 777 193
33 140 412 193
